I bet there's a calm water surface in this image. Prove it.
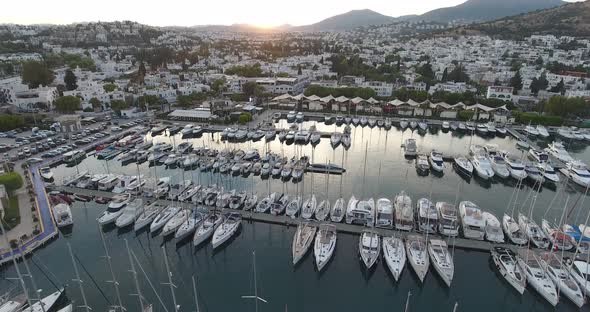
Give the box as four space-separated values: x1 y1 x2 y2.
3 122 590 311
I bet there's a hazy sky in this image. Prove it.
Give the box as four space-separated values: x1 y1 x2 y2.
1 0 581 27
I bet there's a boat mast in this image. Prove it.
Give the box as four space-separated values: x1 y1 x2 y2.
0 220 32 308
99 226 125 311
21 252 45 312
362 141 368 198
192 276 200 312
403 291 411 312
125 239 146 311
452 302 459 312
67 243 91 312
162 246 179 311
241 251 268 312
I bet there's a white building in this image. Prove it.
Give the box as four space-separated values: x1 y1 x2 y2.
360 81 393 97
486 86 514 101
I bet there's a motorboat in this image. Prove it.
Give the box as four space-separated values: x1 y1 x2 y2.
98 194 131 225
294 130 311 144
516 140 530 149
384 118 392 130
163 154 179 167
525 165 545 184
528 148 550 164
112 175 139 194
482 212 504 243
490 247 526 294
415 154 429 174
453 156 473 176
539 252 585 307
39 167 54 181
563 224 590 254
359 231 381 269
150 205 181 233
97 175 119 191
265 130 276 141
486 122 496 134
557 127 576 140
314 224 337 272
179 185 202 203
167 180 193 201
428 150 444 172
476 123 488 135
465 122 475 132
134 202 161 231
250 129 265 141
428 239 454 287
115 198 143 228
255 193 275 213
341 133 351 149
52 203 73 228
542 219 574 251
270 194 289 216
310 132 321 145
405 234 429 283
368 118 377 128
301 195 317 219
375 198 393 229
502 152 527 180
545 141 573 163
244 194 258 211
154 177 171 198
193 211 223 246
536 125 550 138
503 214 528 245
315 199 330 221
496 124 507 135
469 145 494 179
295 112 304 122
417 120 428 132
330 132 341 147
330 198 346 223
458 122 467 131
260 163 271 177
241 162 253 177
231 162 242 175
458 201 485 240
409 120 418 129
229 191 247 210
403 139 417 157
436 202 459 237
535 162 560 183
285 196 301 218
234 129 248 140
490 155 510 179
416 198 437 234
360 117 368 127
569 259 590 297
382 235 406 282
271 161 283 177
204 186 221 206
285 130 296 142
561 160 590 188
181 124 194 136
517 249 559 307
280 162 293 180
524 125 539 136
517 213 549 249
176 142 192 154
278 130 287 142
292 222 317 265
399 119 409 129
347 198 375 227
175 210 205 241
286 111 296 122
243 149 260 161
394 192 413 231
450 122 458 131
212 213 242 249
442 121 450 131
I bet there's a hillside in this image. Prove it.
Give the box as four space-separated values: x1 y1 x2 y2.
296 9 405 32
437 0 590 39
416 0 565 23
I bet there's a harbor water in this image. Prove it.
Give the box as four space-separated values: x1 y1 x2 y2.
4 121 590 311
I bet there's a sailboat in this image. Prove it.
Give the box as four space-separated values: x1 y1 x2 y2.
241 251 268 311
382 235 406 282
212 213 242 249
134 202 161 231
517 213 549 248
539 252 585 307
359 230 380 269
150 205 181 233
428 239 454 287
193 211 223 246
517 249 559 306
314 224 337 272
175 209 205 241
285 196 301 218
490 247 526 294
161 208 189 236
301 195 317 219
292 222 317 265
405 234 429 283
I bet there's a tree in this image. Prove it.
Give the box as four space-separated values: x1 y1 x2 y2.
0 115 25 131
447 63 469 83
21 61 54 88
211 78 226 95
64 69 77 91
441 68 448 82
0 172 23 194
110 99 128 113
137 61 146 85
89 97 102 111
509 71 523 93
238 112 252 124
551 79 566 95
297 65 302 75
319 57 324 65
544 96 588 117
242 81 264 97
54 96 81 113
534 56 544 66
103 84 117 92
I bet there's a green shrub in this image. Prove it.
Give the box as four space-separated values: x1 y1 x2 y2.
0 172 23 193
458 110 475 121
515 112 563 126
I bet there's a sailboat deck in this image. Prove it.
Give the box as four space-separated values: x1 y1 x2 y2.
52 185 579 256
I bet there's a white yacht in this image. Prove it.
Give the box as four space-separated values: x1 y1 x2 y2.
97 194 130 225
501 152 527 180
314 224 337 272
347 198 375 227
503 214 528 245
212 213 242 249
482 212 504 243
453 156 473 176
134 202 161 231
39 167 54 181
383 235 406 282
561 160 590 188
570 259 590 297
428 150 444 172
150 205 181 233
536 162 560 183
490 154 510 178
528 148 550 164
394 192 413 231
517 249 559 307
524 125 539 136
285 196 301 218
314 199 330 221
52 203 73 228
161 208 190 236
115 198 143 228
558 127 576 140
442 121 450 131
403 138 417 157
175 210 205 241
97 175 119 191
458 201 485 240
399 119 409 129
476 123 488 135
286 111 296 121
154 177 171 198
436 202 459 237
292 222 317 265
415 154 429 174
525 165 545 184
545 141 573 163
301 194 317 219
428 239 454 287
536 125 550 138
469 145 494 179
359 231 381 269
517 213 549 249
539 252 585 308
193 212 223 246
491 247 526 294
330 198 346 223
405 234 429 283
330 132 341 147
112 175 139 194
416 198 437 234
375 198 393 229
